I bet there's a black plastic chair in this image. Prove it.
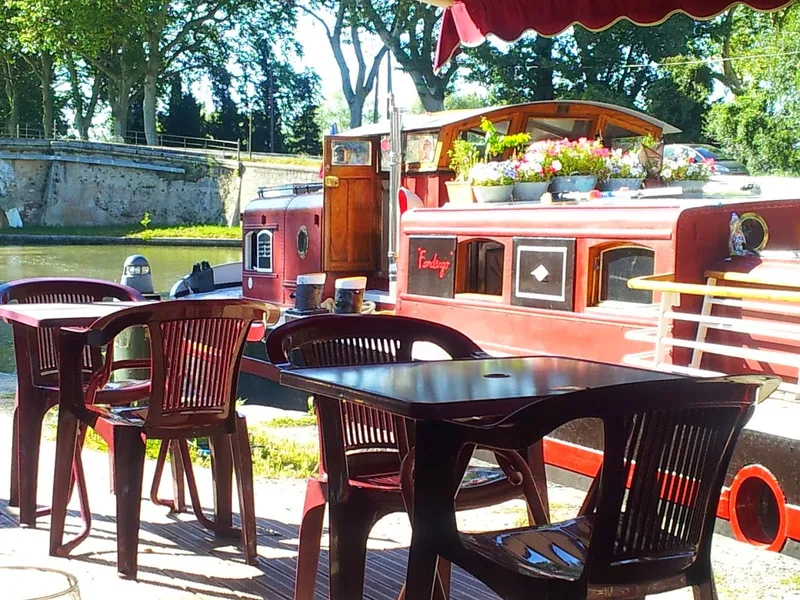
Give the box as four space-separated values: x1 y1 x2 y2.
403 375 776 600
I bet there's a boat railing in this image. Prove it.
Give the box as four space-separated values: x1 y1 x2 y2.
623 272 800 401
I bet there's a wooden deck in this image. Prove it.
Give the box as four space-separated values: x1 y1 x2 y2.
0 423 498 600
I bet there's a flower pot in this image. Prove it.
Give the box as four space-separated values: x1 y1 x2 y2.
549 175 597 194
513 181 549 202
673 180 707 194
445 180 475 205
472 185 514 203
599 178 643 192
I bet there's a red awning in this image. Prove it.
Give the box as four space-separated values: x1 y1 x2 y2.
435 0 795 69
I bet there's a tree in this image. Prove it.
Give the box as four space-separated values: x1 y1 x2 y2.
360 0 458 111
461 36 555 104
64 54 104 139
206 64 243 142
300 0 386 128
159 73 205 139
701 5 800 174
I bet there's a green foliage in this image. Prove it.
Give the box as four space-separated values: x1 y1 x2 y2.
480 118 531 160
264 415 318 428
0 224 242 239
448 139 480 181
140 212 151 230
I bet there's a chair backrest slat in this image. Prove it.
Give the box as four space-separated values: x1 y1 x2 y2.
576 378 760 582
0 278 144 386
83 299 268 437
266 314 482 468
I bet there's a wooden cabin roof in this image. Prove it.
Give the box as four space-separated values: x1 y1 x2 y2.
339 100 681 138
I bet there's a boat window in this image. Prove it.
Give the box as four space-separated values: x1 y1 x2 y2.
457 239 504 297
599 245 654 304
459 120 511 148
406 131 438 164
245 229 274 273
331 140 372 166
525 118 592 142
604 122 641 142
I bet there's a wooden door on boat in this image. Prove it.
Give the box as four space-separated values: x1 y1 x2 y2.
322 136 381 272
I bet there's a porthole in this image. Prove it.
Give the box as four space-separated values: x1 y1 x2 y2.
297 226 309 259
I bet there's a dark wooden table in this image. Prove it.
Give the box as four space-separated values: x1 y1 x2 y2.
0 301 146 526
279 355 681 599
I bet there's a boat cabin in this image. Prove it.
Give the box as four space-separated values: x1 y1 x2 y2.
241 100 679 307
396 197 800 363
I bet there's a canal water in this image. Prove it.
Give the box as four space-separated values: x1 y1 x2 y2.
0 244 240 375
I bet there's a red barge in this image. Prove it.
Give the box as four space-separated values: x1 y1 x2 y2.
171 100 800 557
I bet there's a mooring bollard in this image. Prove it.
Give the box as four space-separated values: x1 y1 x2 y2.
114 255 157 381
333 276 367 314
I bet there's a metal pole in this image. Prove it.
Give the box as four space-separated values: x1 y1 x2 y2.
248 112 253 160
387 93 403 299
386 53 393 120
373 54 380 124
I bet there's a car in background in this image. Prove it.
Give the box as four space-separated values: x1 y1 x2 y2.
663 143 750 176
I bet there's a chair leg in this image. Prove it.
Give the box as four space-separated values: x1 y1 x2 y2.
53 425 93 556
113 428 147 580
693 578 718 600
294 478 327 600
327 489 381 600
9 400 19 508
49 407 80 556
210 434 234 536
150 440 187 512
231 415 257 565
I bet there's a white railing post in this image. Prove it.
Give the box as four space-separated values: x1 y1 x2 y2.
690 277 717 369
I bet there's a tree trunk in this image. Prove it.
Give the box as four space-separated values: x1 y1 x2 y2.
417 89 445 112
143 69 158 145
533 36 554 100
40 52 54 138
109 82 130 142
143 29 161 146
65 56 88 140
3 64 18 137
349 94 366 128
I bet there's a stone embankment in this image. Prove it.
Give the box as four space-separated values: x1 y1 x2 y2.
0 139 319 228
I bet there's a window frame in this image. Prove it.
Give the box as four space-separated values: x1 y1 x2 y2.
245 229 275 273
595 243 655 306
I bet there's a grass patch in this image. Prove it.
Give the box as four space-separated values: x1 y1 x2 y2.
781 572 800 590
263 415 317 428
246 155 321 168
42 409 318 480
0 224 242 240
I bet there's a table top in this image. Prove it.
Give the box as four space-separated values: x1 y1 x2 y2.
279 355 681 420
0 301 145 328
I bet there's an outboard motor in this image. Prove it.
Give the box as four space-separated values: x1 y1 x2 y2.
186 261 215 293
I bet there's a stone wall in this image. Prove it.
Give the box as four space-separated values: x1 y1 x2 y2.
0 139 321 226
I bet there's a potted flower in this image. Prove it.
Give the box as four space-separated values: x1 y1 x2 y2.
661 155 715 193
446 139 479 205
512 142 562 202
548 138 608 194
599 149 645 192
469 160 517 203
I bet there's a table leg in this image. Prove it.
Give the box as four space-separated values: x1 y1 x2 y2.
405 421 462 600
527 440 550 523
18 394 47 527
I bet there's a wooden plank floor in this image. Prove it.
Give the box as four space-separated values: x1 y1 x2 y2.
0 428 499 600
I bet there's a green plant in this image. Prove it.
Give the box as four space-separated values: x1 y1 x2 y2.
479 118 531 160
140 212 152 230
447 139 480 181
307 395 315 415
